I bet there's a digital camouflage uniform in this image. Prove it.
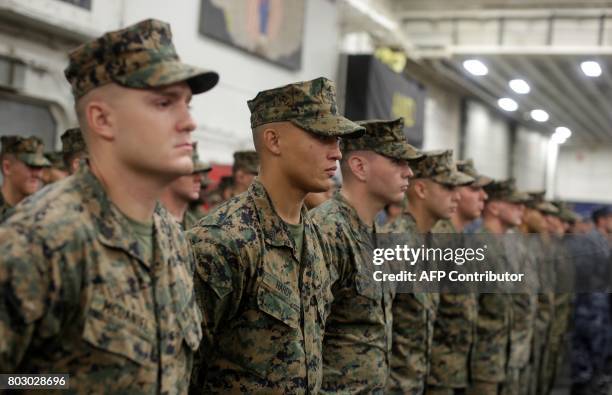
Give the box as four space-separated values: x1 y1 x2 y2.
233 150 260 175
181 142 211 231
311 118 422 394
522 198 559 395
0 18 218 394
0 135 51 223
0 165 203 394
468 179 530 395
386 150 473 395
60 127 87 173
0 191 11 223
427 159 492 395
61 127 87 157
188 77 364 394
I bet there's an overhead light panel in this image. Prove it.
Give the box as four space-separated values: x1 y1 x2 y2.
555 126 572 140
551 133 567 144
530 109 549 122
498 98 518 112
463 59 488 76
509 79 530 94
581 61 602 77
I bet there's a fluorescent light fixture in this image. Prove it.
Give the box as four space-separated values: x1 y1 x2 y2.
344 0 398 30
463 59 488 76
551 133 567 144
498 97 518 112
581 61 602 77
530 109 549 122
509 79 530 94
555 126 572 139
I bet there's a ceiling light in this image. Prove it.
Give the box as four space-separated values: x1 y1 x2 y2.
509 79 530 94
498 97 518 112
581 61 602 77
555 126 572 140
463 59 488 76
530 109 549 122
551 133 568 145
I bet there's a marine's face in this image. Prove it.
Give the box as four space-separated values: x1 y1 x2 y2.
234 169 256 192
3 157 43 197
281 125 342 193
424 180 461 220
111 82 196 179
167 172 202 202
42 167 69 185
457 185 488 221
367 154 413 205
499 201 524 227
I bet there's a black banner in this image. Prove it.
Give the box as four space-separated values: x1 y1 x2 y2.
345 55 426 147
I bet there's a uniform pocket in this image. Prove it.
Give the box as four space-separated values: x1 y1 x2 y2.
256 272 300 329
176 301 203 352
82 295 155 365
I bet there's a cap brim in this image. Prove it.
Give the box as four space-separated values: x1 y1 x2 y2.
17 153 51 168
113 61 219 95
472 175 494 187
434 170 475 187
291 115 365 138
379 142 423 161
506 191 531 204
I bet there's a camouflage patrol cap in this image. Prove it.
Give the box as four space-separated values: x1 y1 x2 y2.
552 200 579 223
524 191 556 213
247 77 365 137
1 135 51 167
456 159 493 187
536 201 560 216
192 142 211 173
341 118 422 161
64 19 219 99
412 149 474 186
484 178 530 203
233 150 259 174
61 128 87 155
44 151 68 171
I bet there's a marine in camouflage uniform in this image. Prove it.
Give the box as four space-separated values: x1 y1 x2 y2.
183 145 212 229
538 202 569 395
311 118 422 394
503 194 538 395
385 150 474 395
468 179 530 395
521 195 560 395
160 142 212 231
188 77 364 394
0 18 219 394
0 135 50 223
427 159 493 395
60 127 88 174
231 150 260 196
42 151 69 184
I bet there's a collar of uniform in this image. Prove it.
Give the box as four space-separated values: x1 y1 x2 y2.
0 190 9 208
76 165 157 269
332 190 376 243
248 177 312 253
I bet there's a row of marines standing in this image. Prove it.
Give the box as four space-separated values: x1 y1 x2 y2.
0 17 595 395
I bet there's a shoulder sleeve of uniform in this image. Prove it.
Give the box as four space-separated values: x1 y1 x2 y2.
0 225 57 371
186 223 251 377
